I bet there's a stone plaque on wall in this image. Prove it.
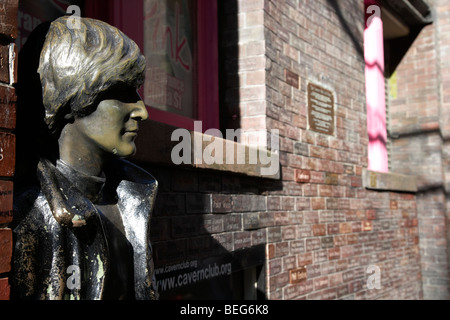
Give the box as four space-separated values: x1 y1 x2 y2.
289 266 307 284
307 83 335 136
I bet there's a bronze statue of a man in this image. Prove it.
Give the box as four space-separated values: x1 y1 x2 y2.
12 16 158 300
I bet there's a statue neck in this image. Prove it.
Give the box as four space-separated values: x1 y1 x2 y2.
58 122 106 177
56 159 106 204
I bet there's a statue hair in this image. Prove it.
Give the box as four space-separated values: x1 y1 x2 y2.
38 16 146 134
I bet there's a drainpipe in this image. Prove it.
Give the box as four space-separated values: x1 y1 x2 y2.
365 0 388 173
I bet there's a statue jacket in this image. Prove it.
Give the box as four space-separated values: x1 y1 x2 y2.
12 158 158 300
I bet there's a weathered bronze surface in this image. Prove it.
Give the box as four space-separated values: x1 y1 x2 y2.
12 16 158 300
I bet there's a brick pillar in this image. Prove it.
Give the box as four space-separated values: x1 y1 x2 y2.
389 0 450 300
0 0 18 301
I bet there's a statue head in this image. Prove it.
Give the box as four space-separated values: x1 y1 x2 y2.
38 15 147 136
37 16 148 159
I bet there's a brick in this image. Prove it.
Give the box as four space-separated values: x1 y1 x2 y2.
313 276 329 290
333 235 347 247
198 173 221 193
0 180 12 225
320 236 334 249
186 194 211 213
311 198 325 210
214 235 242 257
0 0 18 39
280 197 295 211
274 211 289 226
243 212 260 230
251 228 266 245
212 194 233 213
171 170 198 192
267 226 282 242
0 228 12 273
312 224 326 236
233 231 252 250
281 225 296 240
295 225 311 238
202 215 224 234
223 214 242 232
283 255 297 271
294 142 309 156
339 223 353 234
187 236 215 258
296 197 310 210
0 85 16 130
0 278 9 300
318 185 333 197
328 247 341 260
285 69 299 88
232 194 266 212
238 0 264 12
269 258 282 275
306 238 321 251
294 169 311 183
246 70 266 86
0 45 10 84
153 193 185 216
267 244 275 259
171 216 202 238
267 196 281 210
306 264 321 278
274 241 289 257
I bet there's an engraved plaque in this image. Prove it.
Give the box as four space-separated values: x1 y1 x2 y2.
308 83 335 135
362 220 373 232
285 69 299 88
289 266 307 284
295 169 311 183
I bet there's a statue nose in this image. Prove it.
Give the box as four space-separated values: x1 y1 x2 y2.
131 101 149 122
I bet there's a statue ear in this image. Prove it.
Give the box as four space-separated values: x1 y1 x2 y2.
63 113 75 123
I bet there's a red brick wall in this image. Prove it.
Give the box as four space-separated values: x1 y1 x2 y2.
139 0 424 300
389 0 450 300
4 0 432 300
0 0 18 301
261 0 421 299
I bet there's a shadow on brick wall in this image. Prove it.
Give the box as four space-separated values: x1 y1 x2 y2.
326 0 364 59
140 162 283 300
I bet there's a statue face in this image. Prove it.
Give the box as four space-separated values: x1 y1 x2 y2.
72 86 148 158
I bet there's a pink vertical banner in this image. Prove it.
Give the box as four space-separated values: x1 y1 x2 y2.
364 0 388 172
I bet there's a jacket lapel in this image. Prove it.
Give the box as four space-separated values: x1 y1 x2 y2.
116 176 158 299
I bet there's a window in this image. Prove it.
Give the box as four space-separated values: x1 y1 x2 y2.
87 0 219 132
